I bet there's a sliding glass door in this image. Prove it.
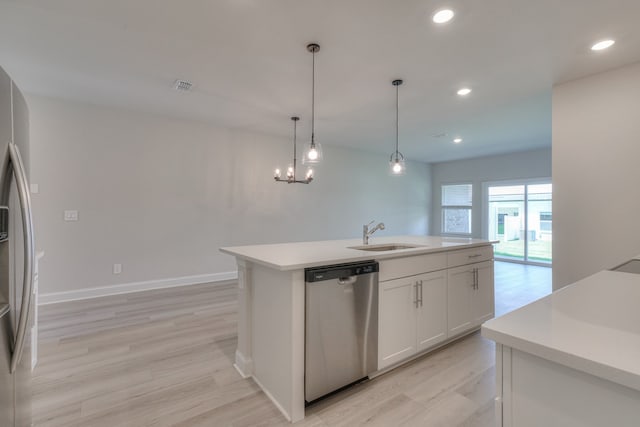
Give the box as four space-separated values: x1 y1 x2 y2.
526 184 552 263
486 181 552 265
488 185 525 261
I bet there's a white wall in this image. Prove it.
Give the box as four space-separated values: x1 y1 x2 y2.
430 148 552 238
552 62 640 289
28 95 431 295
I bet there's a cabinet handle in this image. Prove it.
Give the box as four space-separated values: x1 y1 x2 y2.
474 268 479 290
468 254 482 259
418 280 423 307
415 282 419 308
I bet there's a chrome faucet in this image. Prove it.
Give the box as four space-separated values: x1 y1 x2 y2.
363 221 385 245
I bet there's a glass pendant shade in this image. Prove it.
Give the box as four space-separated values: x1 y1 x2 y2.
389 152 406 175
302 141 322 164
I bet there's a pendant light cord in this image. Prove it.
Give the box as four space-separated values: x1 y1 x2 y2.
293 118 297 175
311 49 316 146
395 82 399 160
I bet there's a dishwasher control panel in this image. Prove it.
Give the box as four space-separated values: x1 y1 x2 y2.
305 261 379 282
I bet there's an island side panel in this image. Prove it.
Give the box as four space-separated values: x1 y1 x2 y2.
234 259 253 377
508 348 640 427
251 263 305 422
494 343 504 427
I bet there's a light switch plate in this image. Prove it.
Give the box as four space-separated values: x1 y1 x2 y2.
64 210 79 221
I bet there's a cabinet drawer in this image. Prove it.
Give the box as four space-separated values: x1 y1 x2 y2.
379 253 447 282
447 245 493 268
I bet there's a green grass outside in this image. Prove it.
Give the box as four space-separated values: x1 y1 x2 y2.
494 239 552 262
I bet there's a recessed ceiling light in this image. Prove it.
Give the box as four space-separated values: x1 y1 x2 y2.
591 39 615 51
433 9 455 24
457 87 472 96
453 138 462 143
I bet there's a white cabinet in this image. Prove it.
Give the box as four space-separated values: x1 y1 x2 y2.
416 271 447 352
447 260 494 337
447 264 474 336
474 261 494 325
378 269 447 369
379 276 418 367
377 245 494 371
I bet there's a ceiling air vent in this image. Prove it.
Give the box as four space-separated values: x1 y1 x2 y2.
173 79 193 91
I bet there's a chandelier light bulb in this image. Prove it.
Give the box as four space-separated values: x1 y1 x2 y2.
286 165 294 179
306 168 314 179
274 168 281 178
392 161 403 174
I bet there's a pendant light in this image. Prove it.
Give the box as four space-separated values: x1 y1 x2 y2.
302 43 323 165
274 117 313 184
389 79 406 175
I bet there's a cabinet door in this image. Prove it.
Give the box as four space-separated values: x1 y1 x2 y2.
447 265 474 337
378 277 417 369
473 261 495 325
416 270 447 352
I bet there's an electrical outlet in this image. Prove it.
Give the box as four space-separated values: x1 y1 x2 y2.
64 210 79 221
113 263 122 274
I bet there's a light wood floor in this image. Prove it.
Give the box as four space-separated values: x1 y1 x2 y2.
494 261 551 317
33 261 551 426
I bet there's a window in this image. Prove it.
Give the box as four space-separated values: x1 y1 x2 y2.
442 184 472 235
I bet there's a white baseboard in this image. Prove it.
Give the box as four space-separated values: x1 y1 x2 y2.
234 350 253 378
38 271 238 305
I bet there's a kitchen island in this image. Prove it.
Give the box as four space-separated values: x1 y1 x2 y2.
221 235 495 422
482 266 640 426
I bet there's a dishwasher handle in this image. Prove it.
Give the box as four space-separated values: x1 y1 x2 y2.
337 276 358 286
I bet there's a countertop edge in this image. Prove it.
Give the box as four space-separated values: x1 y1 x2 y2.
482 320 640 393
220 239 495 271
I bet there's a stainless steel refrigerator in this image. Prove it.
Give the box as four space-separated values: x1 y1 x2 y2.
0 65 35 427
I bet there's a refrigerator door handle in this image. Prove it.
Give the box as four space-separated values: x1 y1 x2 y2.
2 141 35 374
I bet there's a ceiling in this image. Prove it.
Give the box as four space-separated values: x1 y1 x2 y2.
1 0 640 163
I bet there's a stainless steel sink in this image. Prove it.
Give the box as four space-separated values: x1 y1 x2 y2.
348 243 425 252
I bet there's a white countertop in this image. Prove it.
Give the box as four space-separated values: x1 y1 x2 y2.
220 235 493 271
482 269 640 392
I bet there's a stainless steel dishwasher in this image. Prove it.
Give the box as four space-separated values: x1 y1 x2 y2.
305 261 379 402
